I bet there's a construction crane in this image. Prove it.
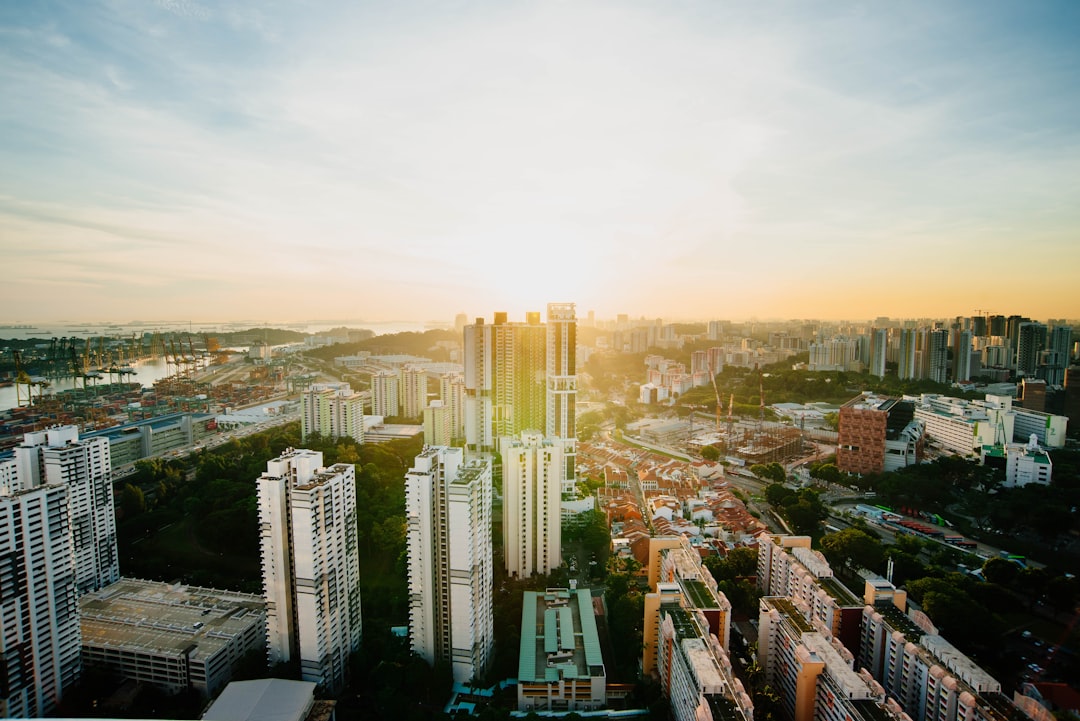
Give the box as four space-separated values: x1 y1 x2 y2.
759 368 766 422
706 358 723 433
12 350 32 407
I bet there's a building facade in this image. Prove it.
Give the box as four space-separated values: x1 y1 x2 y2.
399 365 429 419
15 426 118 594
546 303 578 490
370 370 400 418
463 312 546 452
79 577 266 698
300 383 364 443
405 447 493 684
0 483 80 718
502 431 563 578
257 449 361 693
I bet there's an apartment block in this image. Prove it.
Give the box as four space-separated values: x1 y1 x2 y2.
859 581 1020 721
439 373 466 442
0 483 80 718
757 535 865 652
463 312 546 452
405 447 493 684
15 426 118 594
370 370 400 417
546 302 578 489
258 449 361 693
758 597 910 721
643 537 732 676
399 364 429 419
300 383 364 443
502 431 564 578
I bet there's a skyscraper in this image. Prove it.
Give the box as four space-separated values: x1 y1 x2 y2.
546 302 577 489
928 329 949 384
258 449 361 693
0 482 81 718
502 431 563 578
897 328 919 380
405 447 493 683
301 383 364 443
463 312 545 452
439 373 466 443
1016 322 1048 378
869 328 887 378
15 426 118 594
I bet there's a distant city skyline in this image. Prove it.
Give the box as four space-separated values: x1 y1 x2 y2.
3 2 1080 321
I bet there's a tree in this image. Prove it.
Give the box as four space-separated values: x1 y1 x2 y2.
764 483 794 508
119 483 146 517
751 463 786 483
701 445 720 462
981 557 1020 587
820 528 884 574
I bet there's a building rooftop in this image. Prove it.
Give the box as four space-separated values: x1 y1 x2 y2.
519 589 605 683
922 635 1001 694
201 679 318 721
768 597 814 634
850 699 895 721
818 576 861 605
79 578 265 661
873 601 924 642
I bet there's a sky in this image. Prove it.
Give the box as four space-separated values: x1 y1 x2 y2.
2 1 1079 325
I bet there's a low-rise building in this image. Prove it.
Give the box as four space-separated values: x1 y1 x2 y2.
517 588 606 712
79 578 266 698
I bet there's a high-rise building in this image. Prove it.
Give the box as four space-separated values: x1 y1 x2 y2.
860 581 1017 721
897 328 919 380
952 330 973 382
422 401 453 446
258 449 361 693
405 447 493 684
928 330 949 384
439 373 466 442
15 426 118 594
758 597 907 721
502 432 563 578
1016 322 1048 378
869 328 887 378
370 370 400 417
1045 325 1073 386
546 302 577 488
463 312 546 452
301 383 364 443
399 365 429 419
0 482 81 718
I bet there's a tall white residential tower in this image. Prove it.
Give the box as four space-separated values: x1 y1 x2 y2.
502 431 563 578
405 446 493 683
257 449 361 693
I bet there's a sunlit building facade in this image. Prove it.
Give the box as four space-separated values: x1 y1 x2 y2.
502 431 563 578
258 449 361 693
405 447 493 683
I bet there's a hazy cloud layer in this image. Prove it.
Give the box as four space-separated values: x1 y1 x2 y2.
2 1 1079 322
